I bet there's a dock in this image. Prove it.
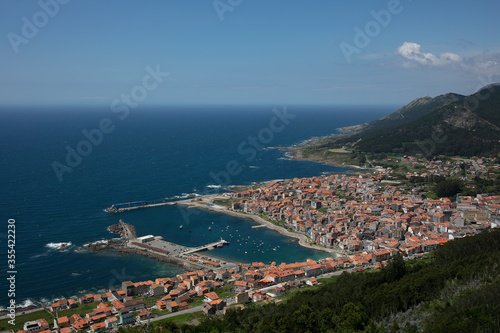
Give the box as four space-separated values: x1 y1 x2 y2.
125 234 233 269
105 196 195 213
183 239 230 254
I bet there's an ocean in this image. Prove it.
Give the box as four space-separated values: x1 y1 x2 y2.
0 105 393 307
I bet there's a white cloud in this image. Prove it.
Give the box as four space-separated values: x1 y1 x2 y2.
395 42 500 77
396 42 461 67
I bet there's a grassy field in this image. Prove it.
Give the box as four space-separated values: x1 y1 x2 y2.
152 312 205 327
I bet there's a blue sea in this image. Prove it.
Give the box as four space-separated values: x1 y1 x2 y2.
0 105 393 307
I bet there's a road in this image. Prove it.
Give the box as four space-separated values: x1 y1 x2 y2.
119 219 137 240
147 305 203 323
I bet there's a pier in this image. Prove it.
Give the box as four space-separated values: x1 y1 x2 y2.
183 239 229 255
122 233 233 270
105 196 195 213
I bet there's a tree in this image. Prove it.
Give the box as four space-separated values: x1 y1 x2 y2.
335 302 369 332
434 178 463 198
385 254 407 283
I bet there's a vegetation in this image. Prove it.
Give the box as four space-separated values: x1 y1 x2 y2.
118 229 500 332
302 85 500 158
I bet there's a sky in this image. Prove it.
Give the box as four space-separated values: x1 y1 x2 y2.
0 0 499 106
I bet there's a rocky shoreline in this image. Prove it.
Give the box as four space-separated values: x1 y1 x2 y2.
280 146 366 170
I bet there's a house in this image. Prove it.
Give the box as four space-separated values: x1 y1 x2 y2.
60 327 72 333
266 286 286 298
216 271 230 280
209 299 226 311
90 322 106 332
122 281 136 296
202 298 226 315
235 291 250 304
123 299 145 312
67 299 77 309
371 250 391 263
23 319 49 333
234 280 249 293
252 292 266 302
79 294 95 304
58 299 69 309
306 278 320 286
156 300 167 311
70 314 89 331
203 292 219 303
178 301 189 311
50 302 61 312
303 264 322 277
150 283 165 296
167 301 179 313
108 290 123 303
86 303 113 322
136 309 152 322
202 302 216 315
57 316 70 328
111 299 125 312
119 311 134 325
104 317 118 329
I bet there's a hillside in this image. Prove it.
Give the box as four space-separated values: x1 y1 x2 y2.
121 229 500 332
316 84 500 158
340 92 464 136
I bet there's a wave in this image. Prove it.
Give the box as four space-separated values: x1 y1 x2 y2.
84 239 108 247
173 193 200 199
248 166 260 169
45 242 72 250
0 299 35 311
206 185 222 189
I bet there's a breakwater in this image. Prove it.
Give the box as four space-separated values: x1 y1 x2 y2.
88 222 236 272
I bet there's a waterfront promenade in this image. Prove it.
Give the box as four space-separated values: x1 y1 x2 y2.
172 195 342 256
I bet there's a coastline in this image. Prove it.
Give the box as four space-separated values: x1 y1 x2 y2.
172 195 342 257
279 144 367 170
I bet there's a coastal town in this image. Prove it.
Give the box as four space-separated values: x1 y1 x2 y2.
8 155 500 333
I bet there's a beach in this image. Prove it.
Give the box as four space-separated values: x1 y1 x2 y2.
172 195 342 256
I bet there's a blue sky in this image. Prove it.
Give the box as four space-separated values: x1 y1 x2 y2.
1 0 499 106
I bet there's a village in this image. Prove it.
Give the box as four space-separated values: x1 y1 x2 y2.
13 156 500 333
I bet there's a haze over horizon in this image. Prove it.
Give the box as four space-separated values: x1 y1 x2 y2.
1 0 499 107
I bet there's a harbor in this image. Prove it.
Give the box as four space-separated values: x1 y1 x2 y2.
88 220 236 271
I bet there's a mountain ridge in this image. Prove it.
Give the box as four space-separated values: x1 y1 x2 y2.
332 84 500 157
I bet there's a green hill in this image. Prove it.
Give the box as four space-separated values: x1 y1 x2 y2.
341 92 464 136
332 84 500 157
